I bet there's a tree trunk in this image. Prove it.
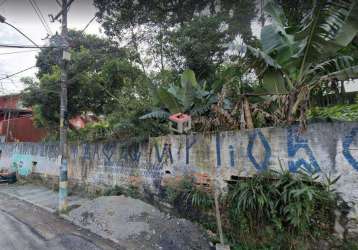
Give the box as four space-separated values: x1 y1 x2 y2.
287 89 298 125
243 97 254 129
340 80 346 104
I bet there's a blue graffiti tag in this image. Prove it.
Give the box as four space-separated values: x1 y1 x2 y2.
229 145 235 168
287 126 320 173
93 144 100 160
128 144 141 162
71 145 78 158
82 143 91 160
185 135 196 164
343 127 358 171
103 143 115 165
247 129 271 171
216 133 221 168
155 143 173 164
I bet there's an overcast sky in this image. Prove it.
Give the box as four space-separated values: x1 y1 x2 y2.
0 0 102 94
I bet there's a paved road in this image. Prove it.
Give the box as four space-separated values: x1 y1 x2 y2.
0 192 123 250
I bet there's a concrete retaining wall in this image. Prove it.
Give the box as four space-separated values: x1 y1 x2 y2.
1 122 358 208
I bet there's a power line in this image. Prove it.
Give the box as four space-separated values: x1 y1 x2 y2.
1 21 39 48
0 44 56 49
0 49 39 55
0 66 37 81
28 0 48 34
28 0 53 36
81 16 96 33
33 0 52 34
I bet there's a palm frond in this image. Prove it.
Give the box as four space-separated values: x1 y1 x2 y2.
307 55 354 76
191 103 212 116
321 64 358 80
180 69 198 111
156 87 183 113
298 0 358 77
246 45 282 69
332 1 358 47
139 110 170 120
264 0 287 26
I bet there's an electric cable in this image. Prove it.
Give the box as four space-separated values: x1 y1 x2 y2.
1 21 40 48
0 49 39 55
0 44 56 49
81 16 96 33
28 0 48 34
32 0 52 34
28 0 53 36
0 66 37 81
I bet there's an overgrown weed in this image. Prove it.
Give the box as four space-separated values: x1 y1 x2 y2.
164 169 341 249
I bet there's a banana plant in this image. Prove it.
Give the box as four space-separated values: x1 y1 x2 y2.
140 69 218 119
246 0 358 127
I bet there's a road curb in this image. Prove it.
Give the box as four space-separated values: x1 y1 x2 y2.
0 190 56 214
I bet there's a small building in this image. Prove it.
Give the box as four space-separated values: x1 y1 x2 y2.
0 94 47 142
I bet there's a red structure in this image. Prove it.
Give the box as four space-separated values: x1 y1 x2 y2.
168 113 192 134
0 94 97 142
0 94 47 142
0 94 22 109
69 114 98 130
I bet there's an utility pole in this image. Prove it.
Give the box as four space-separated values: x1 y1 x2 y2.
59 0 69 213
52 0 73 212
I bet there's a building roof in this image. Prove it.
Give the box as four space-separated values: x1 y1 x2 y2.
0 94 30 112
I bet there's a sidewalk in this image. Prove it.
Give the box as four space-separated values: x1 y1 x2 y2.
0 183 213 250
0 190 121 250
0 183 86 213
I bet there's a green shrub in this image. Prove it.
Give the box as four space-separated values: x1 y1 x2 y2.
187 185 214 210
126 184 140 198
103 185 125 196
309 104 358 122
341 239 358 250
102 184 140 199
165 177 214 211
68 121 113 142
225 169 339 248
162 170 340 249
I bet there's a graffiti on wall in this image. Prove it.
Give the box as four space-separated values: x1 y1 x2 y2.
158 126 358 174
102 143 116 165
1 124 358 184
287 127 320 173
247 129 272 171
11 154 33 176
154 143 173 164
343 128 358 171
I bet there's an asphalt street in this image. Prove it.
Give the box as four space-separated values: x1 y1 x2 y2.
0 191 123 250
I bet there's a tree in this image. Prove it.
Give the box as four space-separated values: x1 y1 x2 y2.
163 16 231 81
22 31 152 135
93 0 258 80
246 0 358 128
36 30 127 77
